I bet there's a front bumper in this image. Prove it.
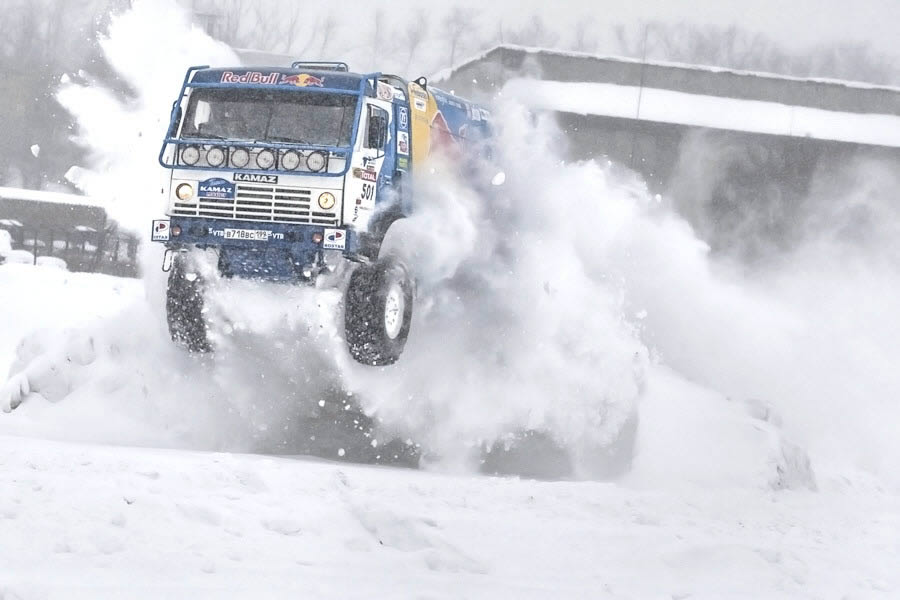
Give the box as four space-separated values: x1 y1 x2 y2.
152 216 358 280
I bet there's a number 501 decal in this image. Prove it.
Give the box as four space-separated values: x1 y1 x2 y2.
360 183 374 202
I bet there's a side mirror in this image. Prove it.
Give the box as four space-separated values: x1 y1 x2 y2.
368 115 387 149
167 105 182 138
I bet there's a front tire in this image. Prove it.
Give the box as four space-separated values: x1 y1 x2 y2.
166 254 211 354
344 256 413 366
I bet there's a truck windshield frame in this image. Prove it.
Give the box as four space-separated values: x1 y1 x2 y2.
179 88 357 148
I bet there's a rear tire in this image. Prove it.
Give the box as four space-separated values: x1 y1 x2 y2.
344 256 413 366
166 254 211 354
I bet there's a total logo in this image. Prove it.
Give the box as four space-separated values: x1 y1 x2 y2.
322 228 346 250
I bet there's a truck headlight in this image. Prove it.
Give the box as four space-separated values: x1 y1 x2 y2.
180 145 200 166
281 151 301 171
175 183 194 201
318 192 335 210
256 149 276 170
231 147 250 168
306 151 326 172
207 146 226 167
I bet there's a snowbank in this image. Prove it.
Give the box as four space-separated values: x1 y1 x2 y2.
0 264 139 380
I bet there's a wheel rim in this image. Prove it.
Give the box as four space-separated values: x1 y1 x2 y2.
384 282 405 340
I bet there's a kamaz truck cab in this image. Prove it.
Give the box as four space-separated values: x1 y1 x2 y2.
153 61 491 365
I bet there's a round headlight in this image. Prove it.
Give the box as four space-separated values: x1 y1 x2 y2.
175 183 194 201
305 151 326 172
256 149 276 170
231 147 250 169
206 146 226 167
318 192 336 210
281 151 302 171
180 145 200 166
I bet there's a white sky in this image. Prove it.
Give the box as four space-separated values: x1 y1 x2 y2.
516 0 899 55
371 0 900 57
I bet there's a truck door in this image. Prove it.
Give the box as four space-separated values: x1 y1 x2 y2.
344 100 392 231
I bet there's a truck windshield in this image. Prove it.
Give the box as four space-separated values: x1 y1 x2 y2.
180 88 357 147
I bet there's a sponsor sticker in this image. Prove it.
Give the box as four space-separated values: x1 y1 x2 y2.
198 177 235 199
376 81 394 101
151 219 170 242
220 71 280 85
234 173 278 184
323 228 346 250
397 157 409 169
397 131 409 156
413 97 427 112
352 167 377 182
280 73 324 87
398 107 409 129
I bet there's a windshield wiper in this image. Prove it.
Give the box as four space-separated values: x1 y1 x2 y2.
184 132 226 140
267 135 309 145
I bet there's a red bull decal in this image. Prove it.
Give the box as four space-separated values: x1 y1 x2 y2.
220 71 280 85
280 73 325 87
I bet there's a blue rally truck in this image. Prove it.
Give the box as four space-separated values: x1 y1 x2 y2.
152 62 491 365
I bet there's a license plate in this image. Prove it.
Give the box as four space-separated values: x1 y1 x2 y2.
224 228 271 241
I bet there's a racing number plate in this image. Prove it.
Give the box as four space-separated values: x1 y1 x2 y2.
224 228 271 241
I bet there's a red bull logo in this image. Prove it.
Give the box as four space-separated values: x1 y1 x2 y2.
220 71 280 85
280 73 325 87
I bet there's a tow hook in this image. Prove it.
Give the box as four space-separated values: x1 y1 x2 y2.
162 248 175 272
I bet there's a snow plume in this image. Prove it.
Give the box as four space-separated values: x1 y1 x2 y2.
339 102 900 486
656 142 900 486
57 0 237 234
337 108 651 477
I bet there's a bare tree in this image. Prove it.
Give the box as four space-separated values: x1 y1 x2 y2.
504 15 559 48
0 0 107 188
319 12 337 57
571 19 596 53
400 10 428 72
610 20 899 85
370 7 384 67
214 0 251 48
441 7 478 69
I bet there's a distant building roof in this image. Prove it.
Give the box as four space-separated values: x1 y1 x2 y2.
0 187 101 208
435 45 900 148
435 45 900 98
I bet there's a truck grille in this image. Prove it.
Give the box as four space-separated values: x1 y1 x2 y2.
172 184 340 226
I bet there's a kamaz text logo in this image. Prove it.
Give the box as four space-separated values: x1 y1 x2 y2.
234 173 278 184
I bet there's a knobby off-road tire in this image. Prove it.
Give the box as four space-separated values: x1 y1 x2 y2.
344 256 413 366
166 254 211 354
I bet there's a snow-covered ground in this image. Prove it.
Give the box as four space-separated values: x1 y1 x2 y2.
2 264 898 599
3 431 898 600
